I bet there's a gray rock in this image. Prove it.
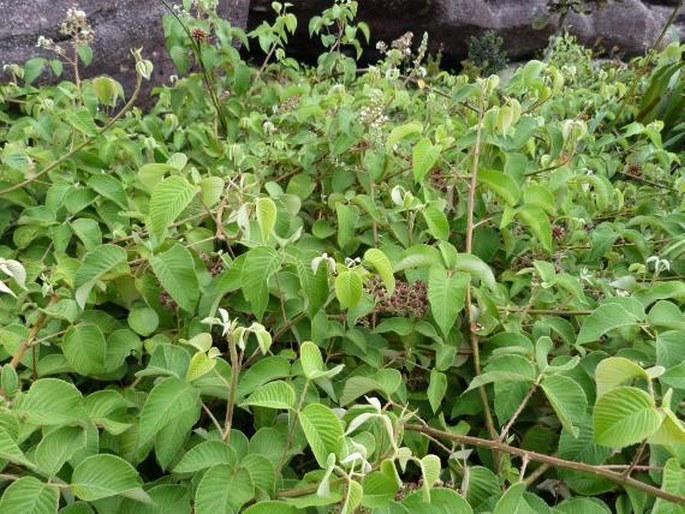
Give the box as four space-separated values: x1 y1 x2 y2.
0 0 249 104
247 0 683 64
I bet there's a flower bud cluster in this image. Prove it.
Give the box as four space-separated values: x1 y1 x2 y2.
60 6 94 44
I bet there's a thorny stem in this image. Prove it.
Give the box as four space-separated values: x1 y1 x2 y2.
405 424 685 506
464 91 499 450
0 70 143 196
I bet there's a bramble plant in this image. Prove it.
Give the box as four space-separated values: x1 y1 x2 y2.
0 1 684 513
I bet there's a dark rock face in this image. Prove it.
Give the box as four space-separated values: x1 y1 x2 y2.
0 0 250 103
248 0 683 65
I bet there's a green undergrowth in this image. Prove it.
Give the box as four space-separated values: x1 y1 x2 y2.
0 1 684 513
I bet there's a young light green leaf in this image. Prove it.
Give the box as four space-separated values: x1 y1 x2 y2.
386 122 422 150
73 245 128 308
298 403 344 468
478 168 521 207
335 271 363 309
255 197 277 242
186 352 217 382
300 341 324 379
453 253 497 290
648 407 685 446
138 377 199 448
243 501 298 514
493 482 527 514
593 386 661 447
150 243 199 312
363 248 395 297
0 477 59 514
70 454 146 502
148 176 197 241
650 459 685 514
541 375 588 438
195 465 254 514
240 380 296 410
412 138 441 183
127 307 159 337
594 357 649 398
199 176 224 208
420 454 442 502
422 205 450 241
428 267 469 337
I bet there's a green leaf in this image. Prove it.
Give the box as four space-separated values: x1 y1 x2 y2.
363 248 395 297
70 454 145 502
577 304 642 345
199 176 224 208
419 454 442 502
195 465 254 514
594 357 649 398
67 108 98 137
554 498 611 514
651 459 685 514
14 379 88 426
127 307 159 337
243 501 298 514
0 425 33 467
0 477 59 514
453 253 497 290
386 122 422 150
428 266 469 337
61 323 108 376
541 375 587 438
493 482 526 514
138 377 199 447
298 403 344 468
649 407 685 445
173 440 236 473
516 205 552 252
300 341 324 379
148 176 196 241
240 380 296 410
241 246 281 321
478 169 521 207
150 243 199 312
92 76 123 106
73 245 127 308
593 386 661 447
186 352 217 382
35 426 86 476
394 245 442 272
427 370 447 414
336 203 359 249
255 197 277 242
422 205 450 241
412 138 441 183
335 271 363 309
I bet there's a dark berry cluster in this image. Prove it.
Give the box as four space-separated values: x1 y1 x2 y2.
199 251 223 277
158 290 177 310
552 225 566 241
429 168 449 193
404 367 428 391
366 276 428 318
191 28 209 44
625 164 643 178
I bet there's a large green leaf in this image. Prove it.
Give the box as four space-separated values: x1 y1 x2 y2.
651 459 685 514
241 246 281 321
577 303 642 345
593 386 661 447
422 205 450 241
478 168 521 207
173 440 236 473
70 454 146 502
194 465 254 514
138 377 199 447
73 245 128 308
14 379 88 426
594 357 649 398
255 197 277 242
148 175 197 241
335 270 363 309
428 266 469 337
298 403 344 468
516 205 552 252
0 425 33 467
363 248 395 297
61 323 108 376
453 253 497 290
412 138 441 183
239 380 296 410
0 477 59 514
35 426 86 476
541 375 587 438
150 243 199 312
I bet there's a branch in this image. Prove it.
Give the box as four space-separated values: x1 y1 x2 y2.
9 296 59 369
404 424 685 506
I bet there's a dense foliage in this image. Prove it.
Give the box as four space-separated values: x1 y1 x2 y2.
0 1 684 513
